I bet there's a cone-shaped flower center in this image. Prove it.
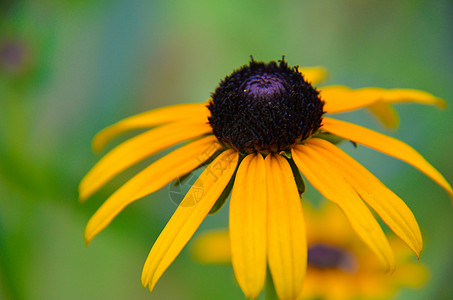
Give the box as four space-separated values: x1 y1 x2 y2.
208 59 324 153
242 73 286 100
307 243 358 272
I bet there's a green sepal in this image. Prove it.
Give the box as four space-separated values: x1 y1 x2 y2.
172 172 193 187
314 132 345 145
314 131 358 148
209 171 236 214
280 150 292 159
208 153 243 215
173 149 224 187
287 157 305 196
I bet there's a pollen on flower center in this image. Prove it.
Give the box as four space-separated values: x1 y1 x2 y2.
208 58 324 153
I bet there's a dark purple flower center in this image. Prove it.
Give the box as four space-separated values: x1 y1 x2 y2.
208 59 324 153
241 73 286 100
307 243 357 272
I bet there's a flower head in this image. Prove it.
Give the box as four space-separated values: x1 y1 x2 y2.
208 59 323 153
80 58 451 299
192 202 429 300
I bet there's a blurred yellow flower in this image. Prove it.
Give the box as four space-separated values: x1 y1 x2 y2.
79 59 450 299
192 202 429 300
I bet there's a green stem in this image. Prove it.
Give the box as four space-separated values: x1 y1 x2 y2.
265 269 279 300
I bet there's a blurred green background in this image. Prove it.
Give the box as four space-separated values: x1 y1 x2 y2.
1 0 452 299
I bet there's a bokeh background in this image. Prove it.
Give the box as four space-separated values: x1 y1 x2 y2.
1 1 452 299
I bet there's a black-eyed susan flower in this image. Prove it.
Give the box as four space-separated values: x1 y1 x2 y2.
192 201 429 300
80 58 451 300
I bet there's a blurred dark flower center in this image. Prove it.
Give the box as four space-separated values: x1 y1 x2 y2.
0 41 25 70
0 43 24 65
307 243 357 272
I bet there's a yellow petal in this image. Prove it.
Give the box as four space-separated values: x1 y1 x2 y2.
367 102 399 129
79 120 212 201
322 85 445 114
229 154 267 299
92 103 209 152
84 136 221 244
292 145 395 270
306 138 423 257
322 117 453 199
299 67 328 85
141 150 238 291
191 230 231 264
265 154 307 300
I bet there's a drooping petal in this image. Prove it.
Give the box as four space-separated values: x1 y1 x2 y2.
84 136 221 244
79 120 212 201
292 145 395 270
265 154 307 300
299 67 328 85
306 138 423 257
322 117 453 199
367 102 399 129
141 150 238 291
322 85 445 114
229 154 267 299
92 103 209 152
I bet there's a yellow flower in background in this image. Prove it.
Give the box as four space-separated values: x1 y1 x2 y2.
301 203 428 300
79 58 451 299
192 202 429 300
